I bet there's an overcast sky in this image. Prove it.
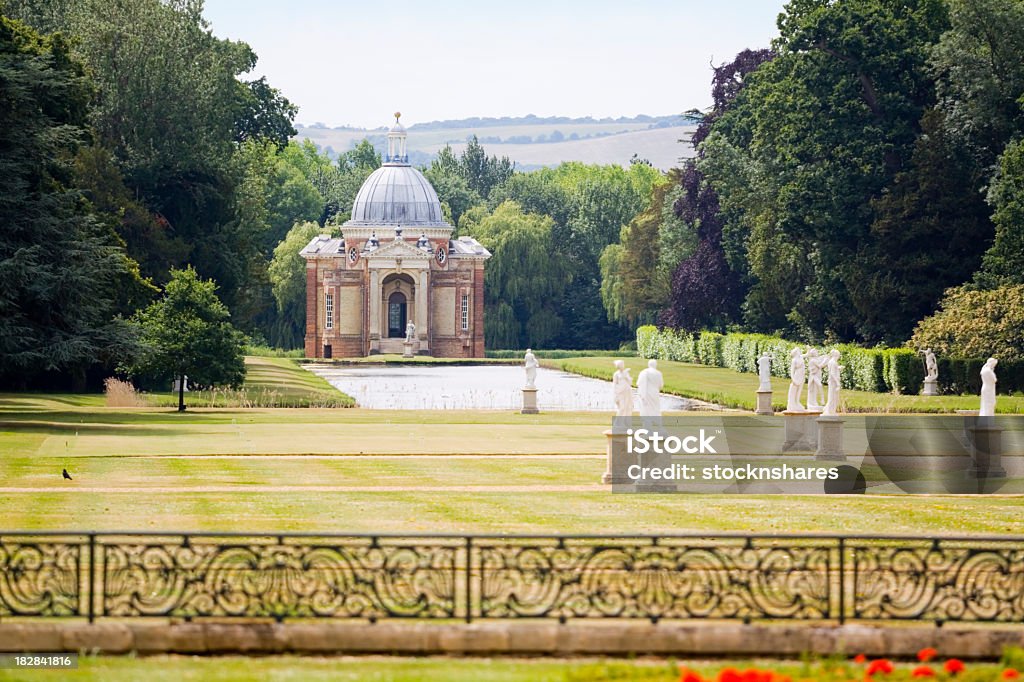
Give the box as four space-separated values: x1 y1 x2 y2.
202 0 788 129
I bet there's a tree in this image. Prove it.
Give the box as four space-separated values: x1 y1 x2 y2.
976 139 1024 288
702 2 954 342
662 49 772 332
929 0 1024 182
129 268 246 411
268 221 325 349
428 138 513 201
0 15 145 389
472 202 568 348
909 284 1024 360
853 108 992 342
8 0 298 324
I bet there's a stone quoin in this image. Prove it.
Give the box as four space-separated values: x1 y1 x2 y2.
300 113 491 358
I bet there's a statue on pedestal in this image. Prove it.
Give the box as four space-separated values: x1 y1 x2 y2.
612 360 634 417
822 349 843 416
923 349 938 382
787 348 806 412
757 353 772 391
980 357 998 417
405 321 416 343
805 348 826 410
524 348 538 388
636 359 664 417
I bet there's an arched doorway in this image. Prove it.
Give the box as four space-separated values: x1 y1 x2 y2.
387 291 407 338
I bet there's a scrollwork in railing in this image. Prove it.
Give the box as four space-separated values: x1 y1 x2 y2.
0 533 1021 624
852 541 1024 622
476 539 832 620
0 539 81 617
101 539 457 620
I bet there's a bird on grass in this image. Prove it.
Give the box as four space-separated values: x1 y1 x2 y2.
62 469 72 480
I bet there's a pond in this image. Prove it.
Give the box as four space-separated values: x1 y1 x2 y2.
305 364 694 411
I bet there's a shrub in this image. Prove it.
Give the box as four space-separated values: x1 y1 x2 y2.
910 284 1024 361
104 377 145 407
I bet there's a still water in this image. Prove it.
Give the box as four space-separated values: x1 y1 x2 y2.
305 364 692 411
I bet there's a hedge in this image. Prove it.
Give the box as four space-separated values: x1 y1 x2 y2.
636 326 1023 395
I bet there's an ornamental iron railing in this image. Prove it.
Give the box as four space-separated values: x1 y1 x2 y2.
0 532 1021 624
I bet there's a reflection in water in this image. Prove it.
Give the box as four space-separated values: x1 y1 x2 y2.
305 365 693 411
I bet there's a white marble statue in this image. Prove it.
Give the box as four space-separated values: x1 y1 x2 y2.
524 348 539 388
612 360 634 417
787 348 806 412
172 375 189 393
805 348 826 410
822 349 843 416
980 357 998 417
757 353 772 391
922 348 938 382
405 320 416 343
636 359 664 417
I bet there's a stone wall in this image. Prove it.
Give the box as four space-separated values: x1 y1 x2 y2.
0 622 1020 658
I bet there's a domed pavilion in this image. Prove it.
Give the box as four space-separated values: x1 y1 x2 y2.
300 114 491 358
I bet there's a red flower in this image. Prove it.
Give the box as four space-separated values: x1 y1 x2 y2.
918 648 938 663
912 665 936 677
853 654 868 664
866 659 895 676
944 659 966 675
680 669 704 682
718 668 743 682
1003 670 1021 680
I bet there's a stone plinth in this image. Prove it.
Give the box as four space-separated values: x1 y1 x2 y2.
521 387 539 414
601 429 630 484
967 421 1006 479
815 416 846 461
922 379 938 396
755 390 774 416
402 341 416 358
782 410 821 452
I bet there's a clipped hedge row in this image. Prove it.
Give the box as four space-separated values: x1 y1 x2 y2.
637 326 1024 395
637 326 923 394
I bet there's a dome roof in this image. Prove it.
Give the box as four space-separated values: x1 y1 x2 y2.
346 164 448 227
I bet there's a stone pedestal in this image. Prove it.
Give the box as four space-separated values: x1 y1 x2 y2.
755 390 774 416
967 421 1006 479
815 416 846 461
402 341 416 358
602 429 630 484
521 387 539 414
922 379 938 396
782 410 821 452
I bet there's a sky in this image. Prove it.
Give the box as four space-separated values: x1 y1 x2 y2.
202 0 789 129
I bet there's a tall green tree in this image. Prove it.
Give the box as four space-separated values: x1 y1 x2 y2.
702 0 953 342
929 0 1024 181
129 267 246 411
268 221 326 349
472 202 568 349
0 15 145 389
8 0 297 323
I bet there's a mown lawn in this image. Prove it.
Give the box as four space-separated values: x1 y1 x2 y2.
144 356 354 408
550 357 1024 414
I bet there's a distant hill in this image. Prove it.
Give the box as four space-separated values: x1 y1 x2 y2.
294 114 699 171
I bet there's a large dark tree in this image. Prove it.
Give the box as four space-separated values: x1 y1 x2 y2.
0 16 146 389
7 0 298 328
